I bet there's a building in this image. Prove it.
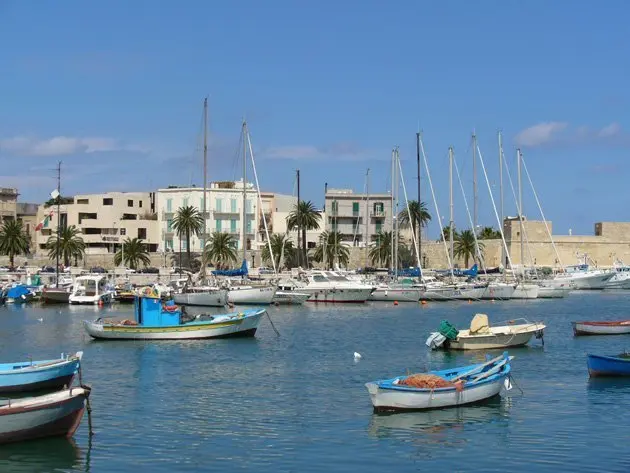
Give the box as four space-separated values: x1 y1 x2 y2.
0 187 18 223
156 180 259 256
324 188 392 246
16 203 39 248
34 192 159 255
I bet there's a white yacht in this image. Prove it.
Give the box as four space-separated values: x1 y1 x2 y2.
511 283 539 299
554 264 613 290
480 281 516 300
69 275 113 305
368 283 422 302
227 281 277 305
414 280 487 301
605 263 630 289
294 271 374 303
173 285 228 307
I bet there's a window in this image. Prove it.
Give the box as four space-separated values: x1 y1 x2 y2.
230 198 237 213
331 201 338 213
120 228 126 236
246 199 252 213
138 228 147 239
77 199 89 204
128 200 133 207
215 219 221 231
307 241 316 249
139 201 143 208
167 219 173 232
215 198 222 212
103 198 113 205
166 239 173 250
166 199 172 212
352 202 360 215
200 198 205 211
375 222 382 233
230 219 237 233
25 224 30 233
246 219 252 233
183 197 189 207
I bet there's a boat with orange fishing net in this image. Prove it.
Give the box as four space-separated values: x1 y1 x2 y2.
365 352 514 412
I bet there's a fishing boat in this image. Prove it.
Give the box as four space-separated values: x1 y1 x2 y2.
572 320 630 336
114 282 137 304
426 314 545 350
365 352 513 412
587 353 630 377
69 275 113 305
0 352 83 393
0 386 91 444
41 277 74 304
5 285 35 304
83 294 265 340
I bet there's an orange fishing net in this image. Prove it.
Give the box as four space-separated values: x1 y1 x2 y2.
400 374 464 391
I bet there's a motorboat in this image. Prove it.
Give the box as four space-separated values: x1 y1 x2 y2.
415 281 486 301
69 275 113 305
296 271 375 303
41 277 74 304
554 264 613 290
368 283 421 302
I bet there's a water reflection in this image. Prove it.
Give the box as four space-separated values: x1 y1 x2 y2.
587 377 630 393
0 437 85 472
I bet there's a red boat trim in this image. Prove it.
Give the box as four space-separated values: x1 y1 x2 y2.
574 320 630 326
0 391 88 416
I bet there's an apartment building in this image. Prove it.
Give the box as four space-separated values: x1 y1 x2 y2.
324 188 393 246
16 203 39 247
34 192 159 255
156 180 258 255
0 187 18 223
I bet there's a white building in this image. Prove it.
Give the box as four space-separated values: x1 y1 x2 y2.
156 180 259 255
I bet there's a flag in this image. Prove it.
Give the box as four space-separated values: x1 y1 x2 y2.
35 210 54 232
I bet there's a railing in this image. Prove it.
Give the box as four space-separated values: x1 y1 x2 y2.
370 209 385 218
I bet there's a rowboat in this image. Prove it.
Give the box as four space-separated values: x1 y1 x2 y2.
572 320 630 336
0 352 83 393
365 353 513 412
83 294 265 340
587 353 630 377
426 314 545 350
0 386 91 444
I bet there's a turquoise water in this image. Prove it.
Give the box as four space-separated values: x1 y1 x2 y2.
0 293 630 472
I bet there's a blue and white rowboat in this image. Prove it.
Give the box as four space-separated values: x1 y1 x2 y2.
0 352 83 393
587 353 630 377
366 352 513 412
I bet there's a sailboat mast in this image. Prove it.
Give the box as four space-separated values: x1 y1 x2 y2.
242 121 247 264
498 131 504 267
296 169 301 267
390 149 395 271
202 97 208 249
416 131 421 266
55 161 61 287
448 147 454 275
517 148 524 272
364 168 370 268
472 133 478 233
394 147 399 278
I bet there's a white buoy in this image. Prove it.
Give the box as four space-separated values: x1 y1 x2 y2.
354 352 362 361
37 318 43 323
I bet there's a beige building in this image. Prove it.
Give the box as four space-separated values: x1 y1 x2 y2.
0 187 18 223
34 192 159 256
16 203 39 249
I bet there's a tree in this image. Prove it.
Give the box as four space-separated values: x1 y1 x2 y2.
46 225 85 267
0 220 29 268
454 229 484 267
286 200 321 267
114 238 151 270
440 225 458 242
43 196 73 208
172 206 204 269
261 233 295 271
478 226 502 240
398 200 431 246
369 231 393 267
205 232 238 267
310 231 350 268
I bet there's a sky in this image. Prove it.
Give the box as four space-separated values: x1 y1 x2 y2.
1 0 629 239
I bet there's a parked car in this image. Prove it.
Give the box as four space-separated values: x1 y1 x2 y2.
40 266 56 273
138 267 159 274
90 267 107 274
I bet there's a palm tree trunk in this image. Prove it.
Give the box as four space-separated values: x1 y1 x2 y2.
302 227 307 268
186 230 191 268
9 253 14 269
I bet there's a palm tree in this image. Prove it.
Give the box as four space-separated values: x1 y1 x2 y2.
261 233 295 271
478 226 502 240
310 231 350 268
286 200 321 266
172 206 204 268
369 231 393 267
454 229 484 267
46 225 85 267
114 237 151 270
205 232 238 267
440 225 458 242
398 200 431 245
0 220 29 268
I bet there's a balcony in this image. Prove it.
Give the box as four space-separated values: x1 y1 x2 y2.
370 209 385 218
162 211 174 219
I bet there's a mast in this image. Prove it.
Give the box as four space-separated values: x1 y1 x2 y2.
416 131 422 266
517 148 524 273
202 97 208 250
472 132 478 233
448 147 454 278
390 149 395 270
394 147 399 278
296 169 301 267
498 131 504 267
55 161 61 287
241 121 247 264
364 168 370 268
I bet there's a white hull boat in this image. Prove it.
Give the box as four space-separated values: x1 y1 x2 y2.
480 283 516 300
572 320 630 336
272 291 311 305
366 354 513 412
554 265 613 290
295 271 374 303
537 285 570 298
418 285 486 301
368 286 421 302
227 286 276 305
511 283 539 299
69 275 113 305
0 386 91 444
173 288 228 307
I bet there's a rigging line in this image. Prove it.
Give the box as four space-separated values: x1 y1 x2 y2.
229 127 244 183
397 153 420 268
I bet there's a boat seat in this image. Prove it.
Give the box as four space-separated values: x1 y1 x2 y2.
470 313 491 334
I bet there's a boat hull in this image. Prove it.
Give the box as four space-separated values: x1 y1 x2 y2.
0 387 90 444
41 288 71 304
305 287 373 303
173 289 228 307
419 287 486 301
557 272 613 290
587 354 630 377
69 293 113 305
448 330 537 350
368 288 421 302
228 287 276 305
272 291 311 305
511 284 539 299
573 321 630 336
480 284 516 300
0 357 81 393
83 310 264 340
537 286 570 298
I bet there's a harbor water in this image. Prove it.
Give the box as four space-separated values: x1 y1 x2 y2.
0 293 629 472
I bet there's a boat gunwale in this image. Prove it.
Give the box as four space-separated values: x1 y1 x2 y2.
0 358 79 376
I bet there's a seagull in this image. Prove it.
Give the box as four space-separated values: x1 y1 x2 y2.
354 352 362 361
37 318 43 323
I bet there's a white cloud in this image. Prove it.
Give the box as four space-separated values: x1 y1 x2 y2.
260 142 383 161
598 122 621 138
514 122 568 147
0 135 143 157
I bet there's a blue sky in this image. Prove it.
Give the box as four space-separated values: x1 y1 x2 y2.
1 0 628 238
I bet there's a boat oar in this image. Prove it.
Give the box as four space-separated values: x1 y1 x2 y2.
470 356 514 383
265 310 280 337
452 354 506 382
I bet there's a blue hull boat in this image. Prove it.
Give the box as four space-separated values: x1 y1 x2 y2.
0 352 83 393
587 353 630 377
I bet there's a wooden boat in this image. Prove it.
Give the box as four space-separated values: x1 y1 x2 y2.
426 314 545 350
83 294 265 340
366 353 513 412
587 353 630 377
572 320 630 336
0 386 91 444
0 352 83 393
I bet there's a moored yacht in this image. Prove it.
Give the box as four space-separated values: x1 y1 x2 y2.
296 271 374 303
69 275 113 305
605 263 630 289
554 264 613 290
